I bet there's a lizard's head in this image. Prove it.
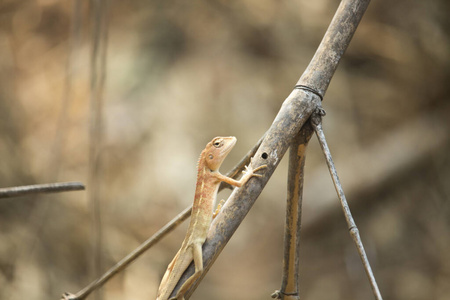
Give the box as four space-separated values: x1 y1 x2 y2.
204 136 237 171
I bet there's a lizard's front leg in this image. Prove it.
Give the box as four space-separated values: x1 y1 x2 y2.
215 158 267 188
171 243 204 300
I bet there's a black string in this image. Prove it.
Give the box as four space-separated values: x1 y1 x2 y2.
277 290 298 297
294 84 323 101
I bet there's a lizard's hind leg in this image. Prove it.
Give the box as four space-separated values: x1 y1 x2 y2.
172 243 204 300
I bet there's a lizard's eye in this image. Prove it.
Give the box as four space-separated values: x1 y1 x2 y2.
213 139 223 148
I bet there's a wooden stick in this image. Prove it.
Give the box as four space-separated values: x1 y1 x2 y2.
0 182 85 198
311 109 382 300
271 122 314 300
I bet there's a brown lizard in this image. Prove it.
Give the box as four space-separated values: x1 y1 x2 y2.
156 136 266 300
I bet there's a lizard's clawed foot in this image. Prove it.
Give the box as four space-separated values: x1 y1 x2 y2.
213 199 226 219
243 157 267 177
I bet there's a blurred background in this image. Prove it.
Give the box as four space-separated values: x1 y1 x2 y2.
0 0 449 299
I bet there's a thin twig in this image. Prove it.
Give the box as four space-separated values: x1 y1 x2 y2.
89 0 109 295
311 109 383 300
0 182 85 199
61 206 192 300
303 104 450 228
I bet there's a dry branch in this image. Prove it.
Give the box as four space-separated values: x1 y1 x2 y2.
177 0 372 298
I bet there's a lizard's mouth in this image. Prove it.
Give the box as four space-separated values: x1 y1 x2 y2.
220 136 237 156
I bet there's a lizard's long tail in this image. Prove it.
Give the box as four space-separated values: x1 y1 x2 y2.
156 248 192 300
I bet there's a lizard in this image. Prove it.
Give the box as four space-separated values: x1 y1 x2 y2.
156 136 267 300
